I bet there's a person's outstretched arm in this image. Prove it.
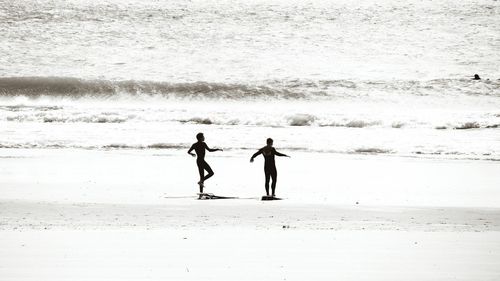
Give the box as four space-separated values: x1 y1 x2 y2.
187 144 196 157
274 149 290 157
250 149 263 162
204 143 222 152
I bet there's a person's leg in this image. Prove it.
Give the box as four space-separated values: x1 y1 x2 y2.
264 170 270 196
197 161 204 193
202 161 214 182
270 168 277 197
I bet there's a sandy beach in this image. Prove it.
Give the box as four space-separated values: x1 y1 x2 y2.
1 149 500 280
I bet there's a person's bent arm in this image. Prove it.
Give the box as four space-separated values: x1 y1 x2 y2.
187 145 196 157
205 143 222 152
250 149 263 162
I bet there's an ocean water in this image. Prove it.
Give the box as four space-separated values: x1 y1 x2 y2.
1 0 499 160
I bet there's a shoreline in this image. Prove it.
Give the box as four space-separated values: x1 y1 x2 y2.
1 149 500 208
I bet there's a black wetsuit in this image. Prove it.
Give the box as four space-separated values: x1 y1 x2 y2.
252 146 287 195
188 141 215 183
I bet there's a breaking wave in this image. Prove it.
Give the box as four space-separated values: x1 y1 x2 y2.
454 122 481 130
1 105 500 130
286 114 316 126
1 141 497 161
321 120 382 128
179 117 215 125
0 142 188 150
353 148 392 154
0 77 304 99
1 76 499 100
4 111 133 123
102 143 186 149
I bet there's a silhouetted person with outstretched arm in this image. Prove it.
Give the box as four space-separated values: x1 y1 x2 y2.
188 133 222 196
250 138 290 197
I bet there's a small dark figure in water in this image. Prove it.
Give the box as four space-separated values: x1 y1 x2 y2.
188 133 222 195
250 138 290 197
473 74 481 80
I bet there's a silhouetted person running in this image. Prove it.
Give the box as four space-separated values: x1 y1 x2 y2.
188 133 222 196
250 138 289 197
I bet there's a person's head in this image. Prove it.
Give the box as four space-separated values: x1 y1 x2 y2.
266 138 273 147
196 132 204 142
